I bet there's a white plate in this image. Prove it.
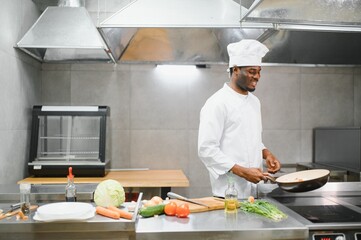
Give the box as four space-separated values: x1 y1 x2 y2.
33 208 95 222
36 202 95 220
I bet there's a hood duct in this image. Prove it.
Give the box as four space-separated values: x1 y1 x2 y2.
16 2 116 63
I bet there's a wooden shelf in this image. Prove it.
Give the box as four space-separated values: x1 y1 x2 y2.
18 169 190 188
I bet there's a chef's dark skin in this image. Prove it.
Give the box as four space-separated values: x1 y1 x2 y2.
228 65 281 184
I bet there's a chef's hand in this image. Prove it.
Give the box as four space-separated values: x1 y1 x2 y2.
263 149 281 174
230 165 270 184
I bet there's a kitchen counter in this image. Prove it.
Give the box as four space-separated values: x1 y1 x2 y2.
18 169 190 199
136 198 308 240
0 199 307 240
0 183 307 240
3 182 361 240
0 203 137 240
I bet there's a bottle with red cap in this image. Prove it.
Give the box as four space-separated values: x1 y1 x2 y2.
65 167 77 202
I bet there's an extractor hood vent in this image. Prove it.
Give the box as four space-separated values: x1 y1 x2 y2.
98 0 271 64
16 6 116 63
241 0 361 32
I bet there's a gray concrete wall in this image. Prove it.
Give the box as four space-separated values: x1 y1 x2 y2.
0 0 41 184
41 64 361 197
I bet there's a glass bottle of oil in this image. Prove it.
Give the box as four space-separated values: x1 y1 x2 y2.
225 174 238 213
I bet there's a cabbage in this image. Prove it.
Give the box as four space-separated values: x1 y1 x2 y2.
94 179 125 207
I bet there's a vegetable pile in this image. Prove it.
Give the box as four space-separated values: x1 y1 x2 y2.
240 198 287 221
139 196 190 218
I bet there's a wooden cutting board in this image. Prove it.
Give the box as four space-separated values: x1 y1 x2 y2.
169 197 225 213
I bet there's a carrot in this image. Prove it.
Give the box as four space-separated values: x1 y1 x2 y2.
107 206 133 220
96 206 120 219
17 210 28 220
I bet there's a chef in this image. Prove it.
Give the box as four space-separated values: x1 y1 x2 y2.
198 39 281 198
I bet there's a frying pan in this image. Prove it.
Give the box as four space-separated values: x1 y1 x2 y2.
265 169 330 193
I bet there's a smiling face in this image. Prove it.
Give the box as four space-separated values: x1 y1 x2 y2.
230 66 262 94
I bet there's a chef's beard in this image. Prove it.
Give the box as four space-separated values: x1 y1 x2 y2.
240 85 256 92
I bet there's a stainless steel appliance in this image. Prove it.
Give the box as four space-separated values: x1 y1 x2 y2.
28 105 109 177
298 127 361 182
266 182 361 240
314 127 361 173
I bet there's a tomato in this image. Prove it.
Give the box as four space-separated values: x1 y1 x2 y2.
164 202 177 216
176 203 190 218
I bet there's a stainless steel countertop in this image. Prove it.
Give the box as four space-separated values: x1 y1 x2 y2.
11 182 361 240
136 197 308 240
0 182 308 240
0 191 141 240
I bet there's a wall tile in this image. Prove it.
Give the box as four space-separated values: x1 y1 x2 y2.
256 71 301 130
42 70 71 105
71 70 130 130
188 130 212 194
301 130 313 163
0 51 14 130
19 0 40 37
188 66 227 129
130 130 188 171
301 73 354 129
0 0 20 55
0 1 41 184
262 130 301 165
130 66 188 129
18 58 42 130
0 130 30 184
106 129 130 169
0 54 24 130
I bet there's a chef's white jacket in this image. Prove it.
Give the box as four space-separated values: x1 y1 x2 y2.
198 83 265 198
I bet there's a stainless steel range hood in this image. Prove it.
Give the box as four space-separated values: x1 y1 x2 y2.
19 0 361 65
97 0 361 65
98 0 272 64
242 0 361 32
16 6 116 63
240 0 361 65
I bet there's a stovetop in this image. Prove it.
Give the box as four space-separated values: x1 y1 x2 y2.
263 182 361 239
287 205 361 223
273 196 361 224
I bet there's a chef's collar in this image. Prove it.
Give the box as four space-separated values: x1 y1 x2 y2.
224 83 249 100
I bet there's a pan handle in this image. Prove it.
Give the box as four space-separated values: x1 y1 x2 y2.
264 175 276 183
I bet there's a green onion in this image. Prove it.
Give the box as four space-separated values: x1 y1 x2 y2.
240 199 287 221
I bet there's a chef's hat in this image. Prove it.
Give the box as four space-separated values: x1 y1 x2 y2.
227 39 269 68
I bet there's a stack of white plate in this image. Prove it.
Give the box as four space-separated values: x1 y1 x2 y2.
33 202 95 222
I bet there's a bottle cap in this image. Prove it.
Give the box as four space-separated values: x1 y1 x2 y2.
67 167 74 180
